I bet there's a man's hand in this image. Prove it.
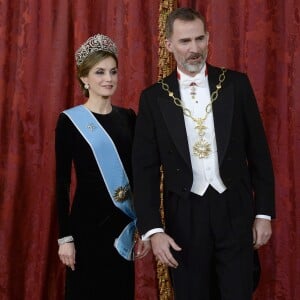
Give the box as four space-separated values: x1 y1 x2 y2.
134 239 151 259
252 218 272 249
58 242 76 270
150 232 181 268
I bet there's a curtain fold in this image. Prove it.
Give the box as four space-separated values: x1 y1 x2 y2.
0 1 159 299
0 1 299 299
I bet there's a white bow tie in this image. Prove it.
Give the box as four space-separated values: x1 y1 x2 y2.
180 77 206 89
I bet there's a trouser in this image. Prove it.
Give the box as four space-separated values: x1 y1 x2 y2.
165 186 254 300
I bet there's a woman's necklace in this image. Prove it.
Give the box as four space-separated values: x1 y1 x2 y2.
159 68 227 158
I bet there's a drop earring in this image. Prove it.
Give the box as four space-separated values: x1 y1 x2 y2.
84 83 89 89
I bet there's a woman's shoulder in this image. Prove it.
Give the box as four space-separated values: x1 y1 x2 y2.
56 110 71 124
55 109 77 134
113 106 136 130
113 106 136 119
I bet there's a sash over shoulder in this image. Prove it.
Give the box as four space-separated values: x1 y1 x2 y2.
63 105 136 261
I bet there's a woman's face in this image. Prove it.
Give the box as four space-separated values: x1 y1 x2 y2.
81 56 118 99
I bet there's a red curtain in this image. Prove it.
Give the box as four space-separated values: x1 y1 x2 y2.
0 1 299 299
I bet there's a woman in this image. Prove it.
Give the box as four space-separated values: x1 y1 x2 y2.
55 34 149 299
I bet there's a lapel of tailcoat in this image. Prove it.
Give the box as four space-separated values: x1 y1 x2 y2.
157 71 192 168
207 64 234 165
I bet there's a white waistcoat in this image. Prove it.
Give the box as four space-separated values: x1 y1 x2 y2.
178 66 226 196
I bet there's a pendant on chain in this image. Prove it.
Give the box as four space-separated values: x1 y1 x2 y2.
193 120 211 158
193 139 211 158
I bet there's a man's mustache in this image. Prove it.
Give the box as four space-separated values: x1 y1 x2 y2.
187 53 202 60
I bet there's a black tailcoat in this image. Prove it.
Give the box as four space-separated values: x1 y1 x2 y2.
132 64 275 236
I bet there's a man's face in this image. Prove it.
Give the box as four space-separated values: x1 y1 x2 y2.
166 18 209 76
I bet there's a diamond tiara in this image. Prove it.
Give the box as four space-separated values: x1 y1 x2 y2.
75 34 118 66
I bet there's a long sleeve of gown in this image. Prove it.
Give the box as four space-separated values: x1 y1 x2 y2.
55 113 73 238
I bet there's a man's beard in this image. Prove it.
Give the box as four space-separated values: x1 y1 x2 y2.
182 53 206 74
183 61 205 73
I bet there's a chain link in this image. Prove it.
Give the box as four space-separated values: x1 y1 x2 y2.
158 68 227 158
158 68 227 124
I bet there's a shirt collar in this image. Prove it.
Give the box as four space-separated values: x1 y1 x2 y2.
177 64 207 82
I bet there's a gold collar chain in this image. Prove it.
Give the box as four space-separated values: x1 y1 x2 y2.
159 68 227 158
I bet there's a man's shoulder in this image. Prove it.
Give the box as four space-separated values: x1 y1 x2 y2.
207 63 248 81
141 71 177 95
142 81 161 93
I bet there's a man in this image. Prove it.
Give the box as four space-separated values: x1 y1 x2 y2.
132 7 275 300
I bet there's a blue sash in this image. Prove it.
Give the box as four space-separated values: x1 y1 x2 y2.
63 105 136 261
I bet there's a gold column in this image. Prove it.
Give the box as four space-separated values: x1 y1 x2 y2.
158 0 177 80
157 1 177 299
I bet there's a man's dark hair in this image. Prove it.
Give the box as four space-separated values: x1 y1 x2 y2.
165 7 207 38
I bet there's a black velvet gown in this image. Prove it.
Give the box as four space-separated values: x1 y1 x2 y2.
55 105 136 300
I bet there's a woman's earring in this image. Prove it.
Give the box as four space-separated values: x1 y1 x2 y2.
84 83 89 89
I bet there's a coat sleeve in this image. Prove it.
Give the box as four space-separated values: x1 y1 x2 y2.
240 73 275 218
132 89 164 235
